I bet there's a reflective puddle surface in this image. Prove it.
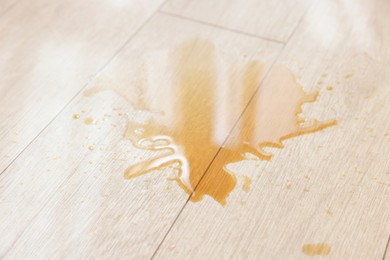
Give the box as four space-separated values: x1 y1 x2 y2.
85 39 336 205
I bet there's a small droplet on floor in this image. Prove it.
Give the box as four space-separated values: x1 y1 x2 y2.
242 176 252 192
286 181 292 190
302 243 331 256
84 117 96 125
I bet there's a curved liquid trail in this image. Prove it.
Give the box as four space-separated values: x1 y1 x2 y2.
124 133 192 193
86 39 337 205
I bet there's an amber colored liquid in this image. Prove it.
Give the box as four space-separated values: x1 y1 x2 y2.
242 176 252 192
302 243 331 256
192 64 336 204
86 39 336 205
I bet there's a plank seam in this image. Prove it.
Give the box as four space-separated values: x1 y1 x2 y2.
383 234 390 260
150 1 318 258
150 42 286 260
0 1 167 178
0 1 168 256
159 10 286 45
283 0 318 45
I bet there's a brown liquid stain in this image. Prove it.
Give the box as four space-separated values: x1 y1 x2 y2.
242 176 252 192
84 117 96 125
86 39 337 205
326 208 333 216
302 243 331 256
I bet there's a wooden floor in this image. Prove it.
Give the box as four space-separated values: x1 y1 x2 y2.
1 0 389 259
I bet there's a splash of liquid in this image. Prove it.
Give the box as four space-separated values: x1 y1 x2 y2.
191 64 336 204
86 39 336 205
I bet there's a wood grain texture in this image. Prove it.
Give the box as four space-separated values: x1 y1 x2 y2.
0 0 19 15
385 236 390 260
1 0 389 259
0 13 282 259
0 0 164 174
154 0 390 259
161 0 312 42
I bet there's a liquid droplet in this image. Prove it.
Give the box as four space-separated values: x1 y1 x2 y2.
302 243 331 256
84 117 96 125
345 73 353 79
242 176 252 192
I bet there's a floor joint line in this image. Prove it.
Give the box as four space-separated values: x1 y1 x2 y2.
382 234 390 260
159 10 286 45
0 2 165 178
150 43 287 259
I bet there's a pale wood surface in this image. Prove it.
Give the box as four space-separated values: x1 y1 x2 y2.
155 0 390 259
0 0 19 15
162 0 312 42
0 13 282 259
0 0 164 174
0 0 389 259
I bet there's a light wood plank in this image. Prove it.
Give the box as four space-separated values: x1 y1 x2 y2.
0 0 164 174
162 0 313 42
1 14 283 259
0 0 19 15
385 238 390 260
154 0 390 259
